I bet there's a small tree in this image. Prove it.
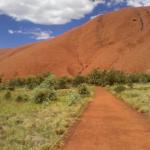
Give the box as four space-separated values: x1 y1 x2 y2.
114 85 126 93
88 69 102 85
73 75 86 86
9 78 25 87
15 93 29 102
78 84 90 96
34 88 57 104
39 75 57 89
57 76 71 89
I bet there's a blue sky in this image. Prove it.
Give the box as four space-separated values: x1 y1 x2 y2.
0 0 149 48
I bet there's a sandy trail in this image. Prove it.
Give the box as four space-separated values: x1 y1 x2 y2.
59 87 150 150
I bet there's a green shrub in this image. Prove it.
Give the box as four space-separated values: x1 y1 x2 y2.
88 69 103 85
57 76 71 89
126 77 134 88
73 75 86 86
104 70 126 85
8 78 25 87
15 93 29 102
88 69 127 86
67 91 81 105
39 75 57 89
33 88 57 104
127 73 150 83
0 75 3 83
4 91 12 100
0 83 7 90
114 85 126 93
25 74 46 89
3 82 15 91
78 84 90 96
47 89 57 100
7 85 15 91
138 73 149 83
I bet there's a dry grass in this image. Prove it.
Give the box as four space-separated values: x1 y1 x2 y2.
108 84 150 116
0 87 93 150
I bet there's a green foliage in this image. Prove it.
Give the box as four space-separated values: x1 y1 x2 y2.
39 75 57 89
114 85 126 93
67 91 81 105
0 83 7 90
8 78 25 87
88 69 105 86
127 73 150 83
7 84 15 91
15 93 30 102
104 70 126 85
33 88 57 104
4 73 52 90
57 76 72 89
88 69 150 86
73 75 86 86
88 69 127 86
1 82 15 91
0 74 3 83
25 76 40 89
4 90 12 100
126 77 134 89
78 84 90 96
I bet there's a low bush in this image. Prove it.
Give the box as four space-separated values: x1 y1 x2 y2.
114 85 126 93
67 91 81 105
7 85 15 91
8 78 25 87
73 75 86 86
0 75 3 83
39 75 57 89
4 91 12 100
88 69 103 85
88 69 127 86
25 76 40 89
57 76 72 89
104 70 126 85
0 83 7 90
78 84 90 96
33 88 57 104
15 93 30 102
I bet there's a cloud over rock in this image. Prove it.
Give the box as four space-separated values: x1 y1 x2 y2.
0 0 103 25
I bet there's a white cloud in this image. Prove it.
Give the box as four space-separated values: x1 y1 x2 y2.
0 0 104 25
1 1 150 25
8 28 54 40
106 0 150 7
126 0 150 7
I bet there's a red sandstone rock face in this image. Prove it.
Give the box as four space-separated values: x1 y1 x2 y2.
0 7 150 79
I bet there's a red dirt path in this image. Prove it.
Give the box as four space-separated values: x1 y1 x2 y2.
59 87 150 150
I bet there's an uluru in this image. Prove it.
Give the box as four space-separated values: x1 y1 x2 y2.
0 6 150 79
1 2 150 150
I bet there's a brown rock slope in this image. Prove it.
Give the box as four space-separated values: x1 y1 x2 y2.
0 7 150 79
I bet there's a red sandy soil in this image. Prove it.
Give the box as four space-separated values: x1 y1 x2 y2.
0 7 150 79
59 87 150 150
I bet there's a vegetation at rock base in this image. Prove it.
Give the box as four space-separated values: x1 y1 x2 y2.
0 72 93 150
0 69 150 149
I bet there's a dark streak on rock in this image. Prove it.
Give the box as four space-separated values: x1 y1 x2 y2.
137 12 144 31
